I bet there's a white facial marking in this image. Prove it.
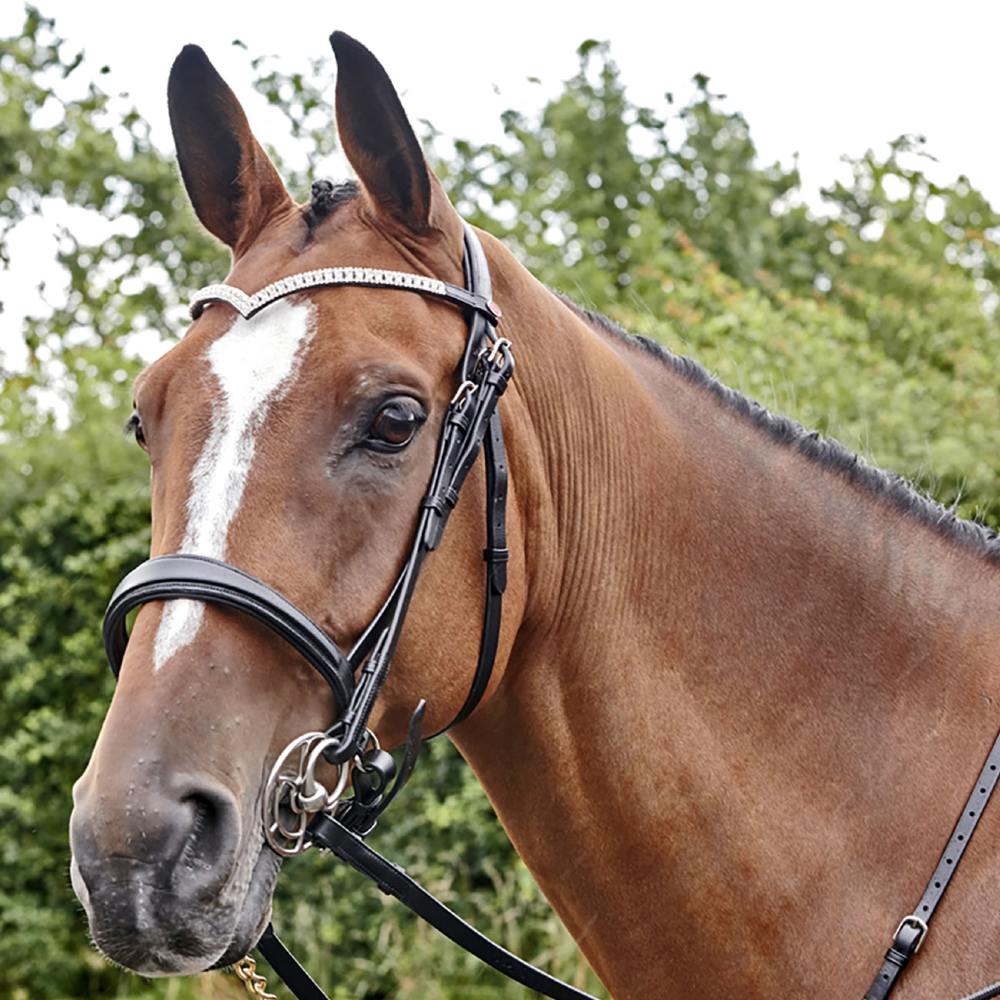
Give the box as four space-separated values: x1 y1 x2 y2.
153 298 316 670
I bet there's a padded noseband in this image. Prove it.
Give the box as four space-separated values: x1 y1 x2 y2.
104 554 354 714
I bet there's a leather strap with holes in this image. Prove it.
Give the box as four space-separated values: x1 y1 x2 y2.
864 727 1000 999
959 981 1000 1000
433 410 508 734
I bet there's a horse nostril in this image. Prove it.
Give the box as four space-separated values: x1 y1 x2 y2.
172 782 241 894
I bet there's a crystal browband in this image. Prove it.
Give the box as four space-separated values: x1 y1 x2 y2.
189 266 502 323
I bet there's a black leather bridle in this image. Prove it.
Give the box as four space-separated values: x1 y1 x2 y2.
101 224 597 1000
98 221 1000 999
105 224 510 761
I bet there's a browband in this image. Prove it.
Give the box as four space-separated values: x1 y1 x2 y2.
190 266 502 324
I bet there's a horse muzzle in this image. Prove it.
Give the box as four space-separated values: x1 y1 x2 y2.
69 765 275 975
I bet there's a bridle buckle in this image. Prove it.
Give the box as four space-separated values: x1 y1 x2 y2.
893 914 929 955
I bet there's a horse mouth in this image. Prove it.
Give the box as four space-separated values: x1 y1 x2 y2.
74 839 284 978
206 842 284 971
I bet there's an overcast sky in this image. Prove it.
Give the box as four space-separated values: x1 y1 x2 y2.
2 0 999 358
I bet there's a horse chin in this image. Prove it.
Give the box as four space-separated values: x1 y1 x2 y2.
207 844 284 971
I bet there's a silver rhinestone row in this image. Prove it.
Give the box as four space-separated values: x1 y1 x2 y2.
189 267 450 320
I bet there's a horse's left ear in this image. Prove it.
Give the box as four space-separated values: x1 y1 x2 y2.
330 32 451 233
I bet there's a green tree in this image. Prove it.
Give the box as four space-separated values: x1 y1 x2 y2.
442 41 1000 525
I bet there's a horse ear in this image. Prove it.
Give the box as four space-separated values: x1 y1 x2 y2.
167 45 291 253
329 32 440 232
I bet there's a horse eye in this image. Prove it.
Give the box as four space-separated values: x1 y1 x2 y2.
125 410 147 449
366 399 423 451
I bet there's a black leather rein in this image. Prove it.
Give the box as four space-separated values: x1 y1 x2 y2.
863 727 1000 1000
101 224 597 1000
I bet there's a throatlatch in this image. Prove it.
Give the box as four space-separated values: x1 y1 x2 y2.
103 225 596 1000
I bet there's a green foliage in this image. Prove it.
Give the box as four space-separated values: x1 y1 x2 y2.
1 7 998 999
0 6 224 437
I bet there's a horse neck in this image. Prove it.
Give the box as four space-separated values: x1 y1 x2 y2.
452 238 1000 997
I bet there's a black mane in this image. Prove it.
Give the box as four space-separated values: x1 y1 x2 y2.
558 293 1000 565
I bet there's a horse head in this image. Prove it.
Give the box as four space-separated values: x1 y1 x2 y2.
69 33 526 976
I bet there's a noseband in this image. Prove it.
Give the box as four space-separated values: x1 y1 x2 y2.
101 225 595 1000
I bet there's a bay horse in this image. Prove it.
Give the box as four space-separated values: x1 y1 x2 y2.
69 31 1000 1000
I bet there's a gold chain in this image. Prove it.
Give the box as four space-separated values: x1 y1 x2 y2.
233 955 278 999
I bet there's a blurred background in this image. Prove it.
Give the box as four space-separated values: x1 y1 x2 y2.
1 2 998 997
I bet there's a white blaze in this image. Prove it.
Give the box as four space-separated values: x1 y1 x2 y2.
153 298 316 670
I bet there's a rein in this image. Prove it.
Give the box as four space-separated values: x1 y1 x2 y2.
102 224 595 1000
98 221 1000 999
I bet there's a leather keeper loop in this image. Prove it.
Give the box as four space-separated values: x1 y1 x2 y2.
447 408 472 431
421 495 445 515
421 488 460 516
483 368 511 395
484 547 508 595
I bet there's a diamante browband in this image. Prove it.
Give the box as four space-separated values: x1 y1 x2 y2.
189 266 502 323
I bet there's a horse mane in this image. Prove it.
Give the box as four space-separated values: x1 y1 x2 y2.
557 293 1000 565
305 179 360 228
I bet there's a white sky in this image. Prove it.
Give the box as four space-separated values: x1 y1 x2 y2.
2 0 999 363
